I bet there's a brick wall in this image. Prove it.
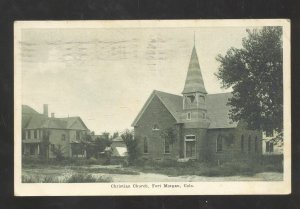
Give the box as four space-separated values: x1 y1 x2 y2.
207 123 263 163
133 95 263 163
134 95 179 160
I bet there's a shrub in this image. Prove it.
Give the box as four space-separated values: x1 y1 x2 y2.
66 173 113 183
121 130 140 165
97 175 113 182
66 174 98 183
22 175 37 183
50 144 65 161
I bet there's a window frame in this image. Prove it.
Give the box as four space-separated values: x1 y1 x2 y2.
164 138 171 154
216 135 223 152
143 137 148 154
76 131 80 140
255 136 258 153
28 130 31 139
187 112 191 120
248 135 251 153
241 135 244 152
152 124 160 131
62 134 66 141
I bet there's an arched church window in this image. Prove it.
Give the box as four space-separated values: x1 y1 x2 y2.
255 136 258 153
216 135 223 152
187 95 195 103
144 137 148 154
164 138 170 154
248 135 252 153
152 124 160 131
241 135 244 152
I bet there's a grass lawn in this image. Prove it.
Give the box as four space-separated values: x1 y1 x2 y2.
21 156 283 183
130 158 283 177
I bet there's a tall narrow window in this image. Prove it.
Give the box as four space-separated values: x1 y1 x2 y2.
270 142 274 152
28 130 31 139
144 137 148 154
266 129 273 137
187 112 191 120
241 135 244 152
34 130 37 139
248 135 251 153
164 138 170 154
255 136 258 153
62 134 66 141
76 131 80 140
266 141 274 153
216 135 223 152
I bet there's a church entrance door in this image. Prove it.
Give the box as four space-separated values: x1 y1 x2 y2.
184 135 196 159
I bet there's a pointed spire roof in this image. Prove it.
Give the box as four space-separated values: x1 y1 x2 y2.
182 45 207 94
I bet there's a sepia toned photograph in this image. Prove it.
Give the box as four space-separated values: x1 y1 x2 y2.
14 20 291 196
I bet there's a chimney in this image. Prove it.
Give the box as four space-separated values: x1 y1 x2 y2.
51 113 55 118
43 104 48 117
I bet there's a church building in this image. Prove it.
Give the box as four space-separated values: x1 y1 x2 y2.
132 42 262 163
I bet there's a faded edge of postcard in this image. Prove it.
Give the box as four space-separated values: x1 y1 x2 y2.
14 19 291 196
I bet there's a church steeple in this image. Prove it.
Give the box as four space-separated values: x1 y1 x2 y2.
182 41 207 94
182 37 208 121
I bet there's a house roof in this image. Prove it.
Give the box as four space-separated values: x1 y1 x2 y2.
22 105 41 129
22 105 89 130
131 90 237 129
112 147 128 157
206 93 238 129
112 136 124 142
22 105 40 115
182 46 207 94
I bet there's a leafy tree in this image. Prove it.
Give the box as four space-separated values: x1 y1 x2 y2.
160 127 176 144
121 129 139 165
50 144 64 161
215 27 283 133
110 132 119 140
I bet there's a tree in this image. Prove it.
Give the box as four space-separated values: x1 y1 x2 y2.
110 132 119 140
50 144 64 161
160 127 176 144
121 129 139 165
215 27 283 133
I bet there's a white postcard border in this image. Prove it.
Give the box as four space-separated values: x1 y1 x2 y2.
14 19 291 196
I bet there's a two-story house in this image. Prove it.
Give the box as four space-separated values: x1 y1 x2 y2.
22 104 89 158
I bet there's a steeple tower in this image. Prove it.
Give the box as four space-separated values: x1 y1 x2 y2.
182 36 208 123
182 42 207 94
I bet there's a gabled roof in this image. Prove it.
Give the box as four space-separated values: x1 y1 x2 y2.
155 90 183 121
131 90 182 126
206 93 238 129
22 105 89 130
22 105 39 115
182 46 207 94
131 90 237 129
26 116 89 130
112 136 124 142
22 105 41 129
112 147 128 157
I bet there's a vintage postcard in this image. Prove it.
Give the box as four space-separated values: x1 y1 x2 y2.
14 19 291 196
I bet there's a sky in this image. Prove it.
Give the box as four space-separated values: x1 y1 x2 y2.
20 26 251 134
